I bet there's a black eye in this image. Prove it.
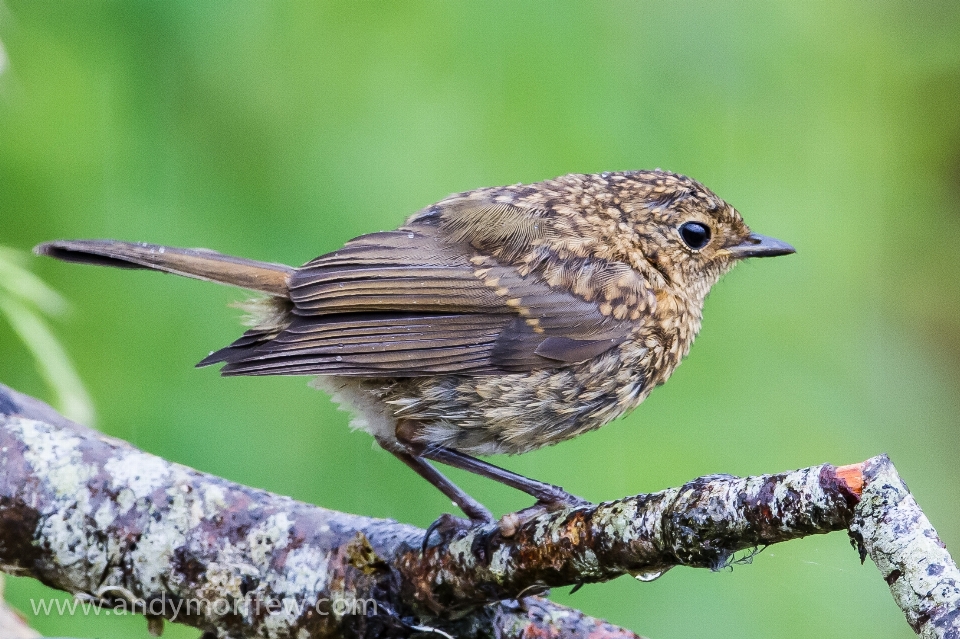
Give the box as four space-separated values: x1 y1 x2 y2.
679 222 711 250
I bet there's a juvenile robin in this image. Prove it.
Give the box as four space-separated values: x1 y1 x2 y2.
36 169 793 532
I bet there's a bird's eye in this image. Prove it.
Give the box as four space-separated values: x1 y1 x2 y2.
679 222 711 250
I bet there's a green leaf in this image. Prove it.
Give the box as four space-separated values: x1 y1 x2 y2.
0 248 95 426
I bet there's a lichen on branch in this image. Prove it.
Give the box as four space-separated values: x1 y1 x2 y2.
0 382 957 638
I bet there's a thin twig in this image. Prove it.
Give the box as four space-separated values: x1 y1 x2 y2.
850 455 960 638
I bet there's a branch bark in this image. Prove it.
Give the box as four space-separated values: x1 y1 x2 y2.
850 457 960 637
0 382 956 638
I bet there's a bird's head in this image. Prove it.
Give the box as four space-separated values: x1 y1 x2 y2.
612 170 794 304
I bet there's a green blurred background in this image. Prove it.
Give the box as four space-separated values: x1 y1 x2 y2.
2 1 959 637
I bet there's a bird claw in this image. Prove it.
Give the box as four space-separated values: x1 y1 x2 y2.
542 492 591 510
421 513 491 554
498 492 592 537
421 490 591 551
534 485 592 512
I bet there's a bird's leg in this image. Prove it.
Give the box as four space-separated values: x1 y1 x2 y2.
417 445 590 510
378 438 495 550
385 445 493 524
394 422 588 510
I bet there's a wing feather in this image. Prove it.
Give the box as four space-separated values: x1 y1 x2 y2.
205 200 648 377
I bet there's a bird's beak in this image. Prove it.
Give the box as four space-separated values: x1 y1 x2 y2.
725 233 795 259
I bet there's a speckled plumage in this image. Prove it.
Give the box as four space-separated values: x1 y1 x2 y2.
307 170 750 455
36 169 793 518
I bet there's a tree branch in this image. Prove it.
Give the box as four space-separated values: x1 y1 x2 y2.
0 381 956 637
850 456 960 637
402 461 858 613
0 383 641 639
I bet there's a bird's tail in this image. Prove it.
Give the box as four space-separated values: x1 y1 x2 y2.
34 240 294 296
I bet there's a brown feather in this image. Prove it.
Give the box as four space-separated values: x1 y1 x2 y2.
35 240 292 296
437 200 550 261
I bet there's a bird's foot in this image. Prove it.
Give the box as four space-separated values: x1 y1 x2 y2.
537 487 592 511
421 512 493 554
498 490 592 538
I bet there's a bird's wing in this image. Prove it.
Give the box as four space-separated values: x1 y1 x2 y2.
202 200 650 377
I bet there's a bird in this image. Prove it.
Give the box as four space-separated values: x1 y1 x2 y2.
35 169 794 535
